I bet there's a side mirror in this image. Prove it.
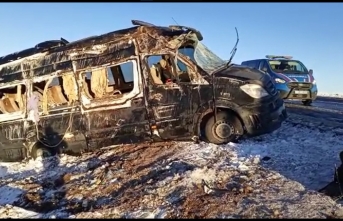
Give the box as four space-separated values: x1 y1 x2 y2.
262 67 268 73
309 69 313 75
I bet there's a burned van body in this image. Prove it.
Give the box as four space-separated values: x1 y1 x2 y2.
0 20 287 162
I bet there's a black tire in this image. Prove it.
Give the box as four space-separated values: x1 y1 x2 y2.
302 99 312 106
31 143 54 160
204 111 243 145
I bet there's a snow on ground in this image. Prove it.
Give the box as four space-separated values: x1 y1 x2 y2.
318 92 343 98
0 117 343 218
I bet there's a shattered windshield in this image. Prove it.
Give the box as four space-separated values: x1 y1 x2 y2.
178 42 226 74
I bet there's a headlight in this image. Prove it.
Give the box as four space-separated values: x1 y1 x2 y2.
240 84 269 99
312 80 316 85
275 78 286 83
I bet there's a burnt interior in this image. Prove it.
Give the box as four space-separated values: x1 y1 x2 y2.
0 85 27 114
82 61 134 100
147 54 193 85
33 77 72 111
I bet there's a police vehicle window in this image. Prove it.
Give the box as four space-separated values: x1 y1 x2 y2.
241 61 250 67
244 61 257 69
32 73 78 113
82 61 134 100
268 60 307 73
147 55 176 85
290 61 307 72
259 61 268 71
245 61 253 68
0 84 26 115
252 60 260 69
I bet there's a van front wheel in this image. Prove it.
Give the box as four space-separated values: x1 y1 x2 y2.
204 112 242 145
31 143 54 160
302 99 312 106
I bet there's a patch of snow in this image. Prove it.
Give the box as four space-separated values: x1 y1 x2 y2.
0 185 24 205
318 92 343 98
189 167 217 184
0 154 89 180
0 205 40 218
125 207 167 218
230 121 343 190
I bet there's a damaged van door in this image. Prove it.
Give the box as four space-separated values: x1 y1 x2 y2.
79 53 151 149
144 53 195 140
27 70 85 158
0 83 27 161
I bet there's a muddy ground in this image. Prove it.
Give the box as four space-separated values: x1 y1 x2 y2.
1 135 343 218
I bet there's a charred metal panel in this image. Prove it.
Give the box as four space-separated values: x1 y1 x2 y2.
30 41 136 76
29 51 72 77
213 77 243 103
190 85 214 131
214 65 265 81
37 110 84 135
0 64 24 84
70 40 133 60
0 39 137 78
31 61 73 77
53 27 138 52
147 84 193 139
84 98 151 150
74 42 136 70
136 32 170 53
0 120 25 140
152 105 175 119
0 120 25 162
29 106 84 153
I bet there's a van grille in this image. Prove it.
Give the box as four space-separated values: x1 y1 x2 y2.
287 82 312 89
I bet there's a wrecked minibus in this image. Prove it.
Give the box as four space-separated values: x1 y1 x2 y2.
0 20 287 162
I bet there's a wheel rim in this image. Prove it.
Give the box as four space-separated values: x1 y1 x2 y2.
36 148 51 158
213 120 234 140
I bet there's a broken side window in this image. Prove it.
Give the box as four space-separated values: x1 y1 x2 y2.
147 54 200 84
175 59 192 83
178 47 196 62
81 61 134 100
0 84 26 118
32 72 78 114
147 55 177 85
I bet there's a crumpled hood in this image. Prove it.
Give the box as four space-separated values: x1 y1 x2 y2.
213 65 268 82
275 72 315 83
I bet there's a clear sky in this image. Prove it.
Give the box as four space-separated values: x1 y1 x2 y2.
0 3 342 93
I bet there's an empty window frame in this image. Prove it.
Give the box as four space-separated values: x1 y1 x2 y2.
81 61 134 100
147 54 203 85
32 72 78 113
147 55 177 85
0 84 26 116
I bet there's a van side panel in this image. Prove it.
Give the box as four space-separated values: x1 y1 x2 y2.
32 107 85 155
0 120 25 162
84 101 150 150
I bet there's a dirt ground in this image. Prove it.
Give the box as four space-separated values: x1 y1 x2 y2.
1 139 343 218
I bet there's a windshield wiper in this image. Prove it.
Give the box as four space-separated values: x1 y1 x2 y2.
226 27 239 67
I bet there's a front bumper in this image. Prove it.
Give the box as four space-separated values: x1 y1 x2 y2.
277 82 318 100
279 89 317 100
240 98 287 137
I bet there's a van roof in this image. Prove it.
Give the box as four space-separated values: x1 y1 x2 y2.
0 20 203 66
